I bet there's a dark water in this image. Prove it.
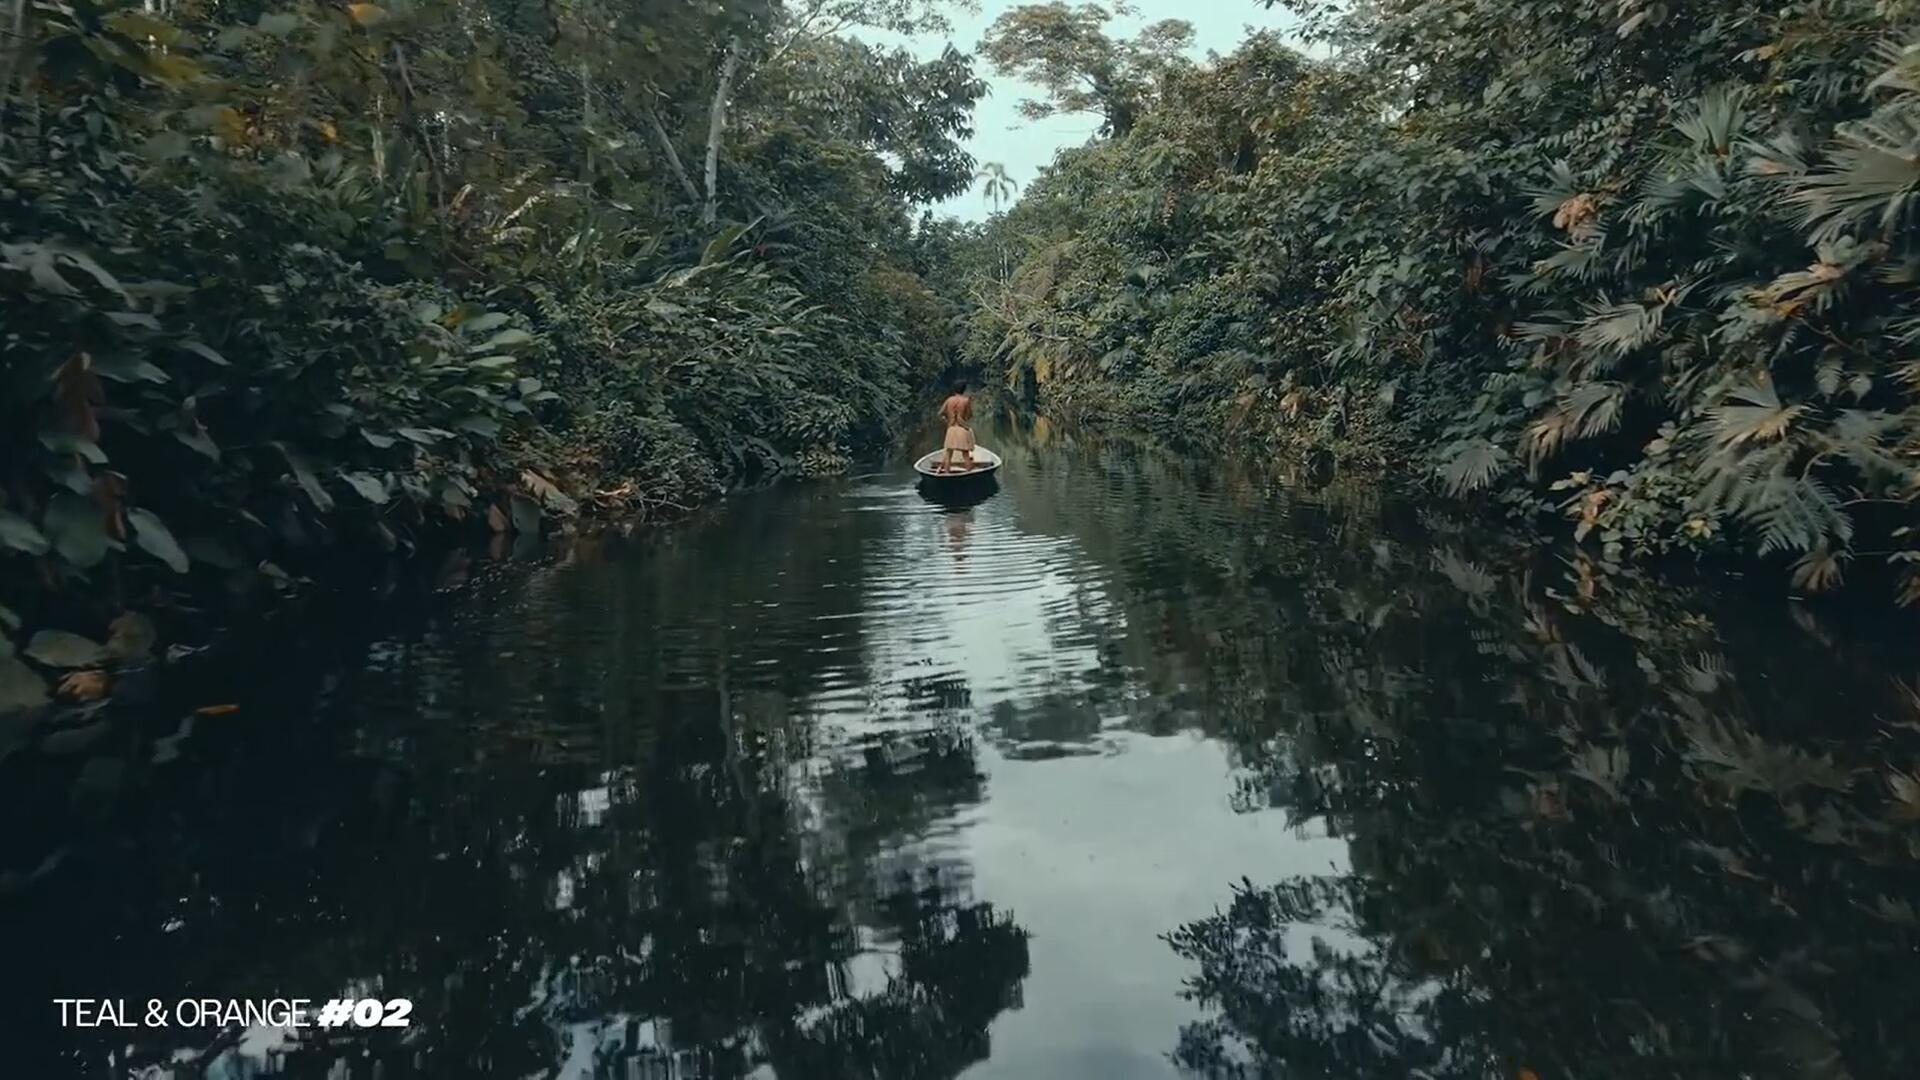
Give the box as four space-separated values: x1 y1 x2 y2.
9 412 1920 1079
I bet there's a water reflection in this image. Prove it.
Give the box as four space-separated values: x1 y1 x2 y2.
6 411 1919 1079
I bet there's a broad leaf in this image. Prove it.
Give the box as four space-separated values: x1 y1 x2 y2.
340 472 390 504
127 508 189 572
26 630 107 668
273 442 335 512
0 510 50 556
43 492 111 568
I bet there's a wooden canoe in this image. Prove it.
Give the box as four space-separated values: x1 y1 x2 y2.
914 446 1002 480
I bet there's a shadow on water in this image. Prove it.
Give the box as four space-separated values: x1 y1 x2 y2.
6 409 1920 1078
916 476 1000 513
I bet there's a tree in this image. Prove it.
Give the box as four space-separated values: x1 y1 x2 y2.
756 35 988 205
979 2 1193 138
977 162 1018 213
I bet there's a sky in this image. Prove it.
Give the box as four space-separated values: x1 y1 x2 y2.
853 2 1298 222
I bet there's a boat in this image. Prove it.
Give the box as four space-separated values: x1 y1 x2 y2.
913 446 1002 481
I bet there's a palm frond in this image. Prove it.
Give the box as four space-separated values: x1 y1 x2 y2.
1567 380 1627 438
1711 381 1803 448
1439 439 1510 494
1674 88 1748 157
1792 109 1920 241
1576 300 1661 359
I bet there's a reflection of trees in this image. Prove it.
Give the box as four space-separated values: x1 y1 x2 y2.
18 483 1030 1079
1057 460 1920 1077
799 723 988 930
771 880 1030 1078
967 414 1920 1080
1167 877 1480 1080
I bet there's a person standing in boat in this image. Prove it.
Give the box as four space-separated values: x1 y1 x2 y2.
935 381 976 473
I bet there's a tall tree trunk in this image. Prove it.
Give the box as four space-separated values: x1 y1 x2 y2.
701 35 743 226
579 60 594 184
372 94 388 183
390 45 445 210
644 103 700 203
0 0 31 98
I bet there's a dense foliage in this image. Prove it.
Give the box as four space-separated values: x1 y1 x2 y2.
0 0 983 711
955 0 1920 600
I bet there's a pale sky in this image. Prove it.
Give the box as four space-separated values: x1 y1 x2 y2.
855 1 1297 222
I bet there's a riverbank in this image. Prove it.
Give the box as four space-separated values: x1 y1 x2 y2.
0 378 983 897
0 421 918 896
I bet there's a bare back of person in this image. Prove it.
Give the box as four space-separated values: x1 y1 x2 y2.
937 390 975 472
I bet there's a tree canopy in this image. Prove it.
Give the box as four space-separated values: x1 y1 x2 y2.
979 1 1193 137
948 0 1920 603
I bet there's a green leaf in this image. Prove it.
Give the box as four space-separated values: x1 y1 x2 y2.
472 328 534 352
1440 440 1510 495
273 442 334 512
106 10 182 44
469 355 517 370
26 630 107 668
461 312 510 335
139 131 192 162
454 415 501 437
106 612 157 660
1712 382 1801 447
174 428 220 461
3 243 129 302
0 510 50 556
127 508 189 572
702 222 750 266
92 354 171 384
179 341 230 366
256 11 301 35
43 457 92 495
266 152 312 190
0 656 50 715
44 492 111 568
340 472 389 504
39 432 108 464
510 493 541 536
361 429 397 449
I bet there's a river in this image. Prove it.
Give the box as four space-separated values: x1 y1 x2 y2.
10 410 1920 1079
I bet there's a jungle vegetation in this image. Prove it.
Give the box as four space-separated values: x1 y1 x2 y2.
0 0 991 710
954 0 1920 601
